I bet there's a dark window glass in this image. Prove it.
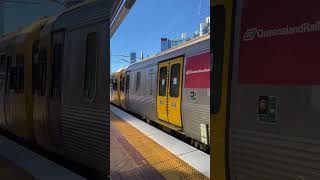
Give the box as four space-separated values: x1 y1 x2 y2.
51 44 62 97
32 40 39 57
32 41 39 93
39 48 48 95
113 79 118 90
211 5 225 114
6 56 11 93
84 32 98 100
125 74 130 93
170 63 180 97
16 55 24 92
32 42 47 96
120 74 125 92
158 67 167 96
136 72 140 91
0 55 6 72
9 67 16 90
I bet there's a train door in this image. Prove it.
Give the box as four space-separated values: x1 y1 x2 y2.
211 0 233 180
48 30 65 147
157 61 169 122
157 57 183 127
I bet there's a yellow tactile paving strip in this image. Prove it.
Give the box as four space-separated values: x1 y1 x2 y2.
111 113 209 180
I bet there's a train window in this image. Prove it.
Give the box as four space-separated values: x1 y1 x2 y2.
113 79 117 90
40 49 48 95
33 48 47 96
211 5 225 114
136 72 141 91
84 32 98 100
159 66 167 96
6 56 11 92
125 74 130 93
15 55 24 92
170 63 180 97
0 54 6 72
120 75 125 92
32 41 41 95
51 44 62 97
9 67 16 90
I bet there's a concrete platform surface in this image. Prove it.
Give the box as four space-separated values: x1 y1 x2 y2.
0 156 35 180
110 118 164 180
110 105 210 178
0 135 86 180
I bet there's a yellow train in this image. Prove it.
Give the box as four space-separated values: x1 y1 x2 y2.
0 1 110 179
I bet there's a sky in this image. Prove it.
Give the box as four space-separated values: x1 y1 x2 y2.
111 0 210 73
3 1 63 33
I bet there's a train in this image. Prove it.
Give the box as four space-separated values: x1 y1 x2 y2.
110 34 211 151
211 0 320 180
0 1 111 179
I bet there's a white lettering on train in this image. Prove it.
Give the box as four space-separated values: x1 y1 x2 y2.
186 68 210 75
243 21 320 41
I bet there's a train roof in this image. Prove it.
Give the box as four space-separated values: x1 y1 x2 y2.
0 31 18 44
19 16 52 34
58 0 95 16
111 67 127 76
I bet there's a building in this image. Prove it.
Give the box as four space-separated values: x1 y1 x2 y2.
130 52 136 64
161 38 171 52
200 16 210 36
192 30 200 38
160 16 210 52
170 33 190 48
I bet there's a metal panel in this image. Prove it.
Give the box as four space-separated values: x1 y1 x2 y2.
230 129 320 180
127 66 157 120
182 89 210 142
61 105 109 174
181 52 210 143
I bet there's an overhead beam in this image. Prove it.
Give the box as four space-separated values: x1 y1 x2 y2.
110 0 135 37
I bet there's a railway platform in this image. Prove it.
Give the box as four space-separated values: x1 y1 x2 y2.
110 105 210 180
0 135 86 180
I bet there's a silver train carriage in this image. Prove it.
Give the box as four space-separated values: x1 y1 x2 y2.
111 34 210 150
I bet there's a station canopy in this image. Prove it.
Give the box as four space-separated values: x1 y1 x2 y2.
110 0 135 37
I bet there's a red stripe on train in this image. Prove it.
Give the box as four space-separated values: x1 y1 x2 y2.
239 0 320 85
185 52 210 88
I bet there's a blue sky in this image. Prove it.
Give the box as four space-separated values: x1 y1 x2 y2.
111 0 210 73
